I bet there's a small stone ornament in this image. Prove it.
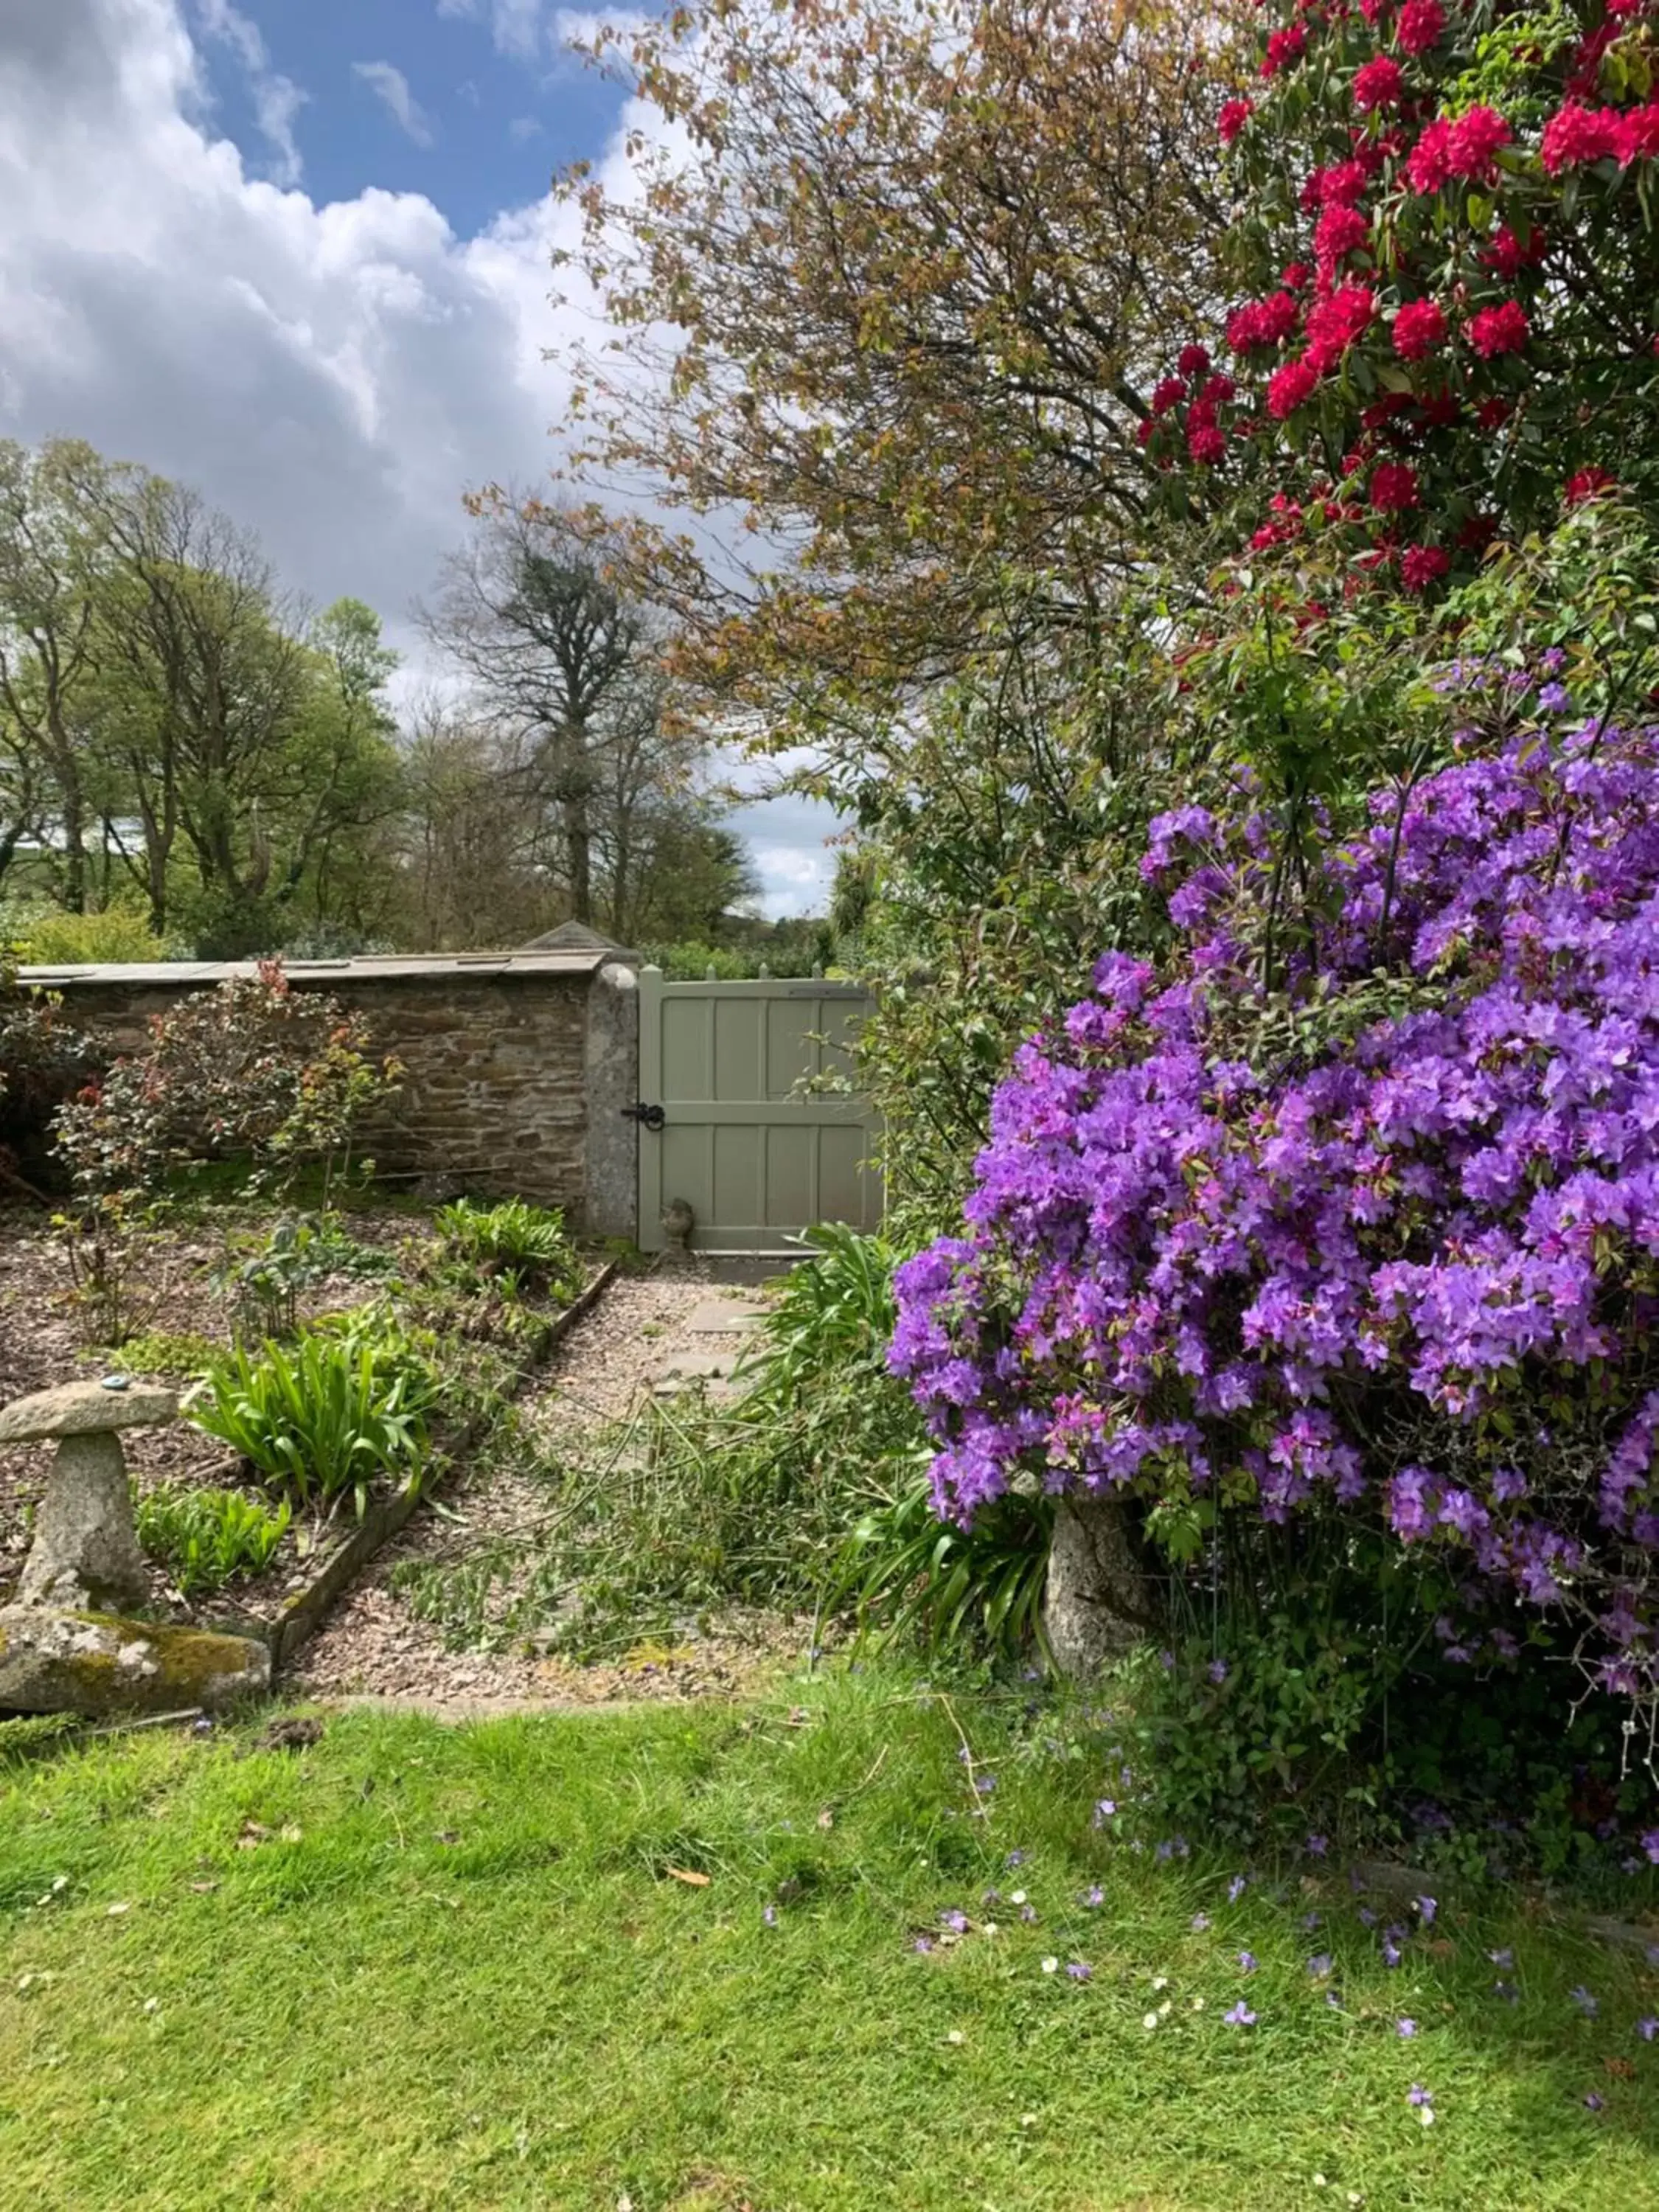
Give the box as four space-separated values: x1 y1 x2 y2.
0 1377 271 1716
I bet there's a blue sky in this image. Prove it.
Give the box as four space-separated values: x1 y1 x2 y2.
194 1 627 237
0 0 835 918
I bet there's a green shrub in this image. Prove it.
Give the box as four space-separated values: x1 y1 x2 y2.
189 1328 435 1520
133 1486 291 1595
4 903 186 967
434 1197 581 1296
114 1329 220 1380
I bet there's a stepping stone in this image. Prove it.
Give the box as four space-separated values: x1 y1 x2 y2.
653 1349 742 1385
683 1301 767 1335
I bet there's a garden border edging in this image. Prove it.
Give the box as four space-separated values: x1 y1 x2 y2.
264 1260 617 1676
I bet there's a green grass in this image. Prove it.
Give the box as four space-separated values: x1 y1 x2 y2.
1 1672 1657 2211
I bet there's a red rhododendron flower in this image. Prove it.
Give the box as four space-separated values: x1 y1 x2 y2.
1281 262 1312 290
1178 344 1212 377
1370 462 1419 510
1261 24 1307 77
1541 102 1624 173
1227 291 1301 352
1152 375 1186 415
1315 205 1371 273
1407 119 1454 193
1136 417 1157 448
1565 466 1617 504
1218 98 1254 145
1189 423 1227 465
1416 391 1460 428
1198 372 1237 406
1305 282 1377 367
1402 544 1450 591
1476 397 1512 428
1468 301 1530 357
1393 298 1447 359
1353 55 1404 111
1618 103 1659 162
1447 105 1513 181
1361 392 1415 428
1398 0 1444 54
1268 357 1322 417
1301 159 1369 212
1481 223 1545 274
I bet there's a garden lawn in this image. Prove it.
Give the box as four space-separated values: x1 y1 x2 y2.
1 1674 1656 2212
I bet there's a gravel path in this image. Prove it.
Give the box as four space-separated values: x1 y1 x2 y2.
291 1266 809 1710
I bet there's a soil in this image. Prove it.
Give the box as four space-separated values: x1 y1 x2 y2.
1 1204 443 1605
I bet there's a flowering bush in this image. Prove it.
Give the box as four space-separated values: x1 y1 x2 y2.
1144 0 1659 584
891 679 1659 1744
53 962 400 1202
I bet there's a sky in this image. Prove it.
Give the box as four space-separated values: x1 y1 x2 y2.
0 0 835 919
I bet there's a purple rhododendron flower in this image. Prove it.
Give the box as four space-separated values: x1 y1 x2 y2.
888 726 1659 1729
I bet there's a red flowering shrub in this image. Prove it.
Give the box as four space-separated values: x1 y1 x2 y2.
1145 0 1659 586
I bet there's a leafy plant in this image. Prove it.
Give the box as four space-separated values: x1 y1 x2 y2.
433 1197 581 1296
829 1476 1053 1661
189 1329 435 1520
114 1329 220 1380
133 1486 292 1596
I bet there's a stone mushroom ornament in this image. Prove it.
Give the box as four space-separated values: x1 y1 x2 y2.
0 1376 270 1717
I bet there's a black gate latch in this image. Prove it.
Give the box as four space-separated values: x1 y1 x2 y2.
622 1101 667 1132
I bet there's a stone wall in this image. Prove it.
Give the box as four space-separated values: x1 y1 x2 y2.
18 953 640 1236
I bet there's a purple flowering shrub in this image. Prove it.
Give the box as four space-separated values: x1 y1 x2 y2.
891 699 1659 1738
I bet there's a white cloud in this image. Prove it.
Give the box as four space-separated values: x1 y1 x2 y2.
352 60 434 149
0 0 831 916
437 0 547 63
191 0 307 184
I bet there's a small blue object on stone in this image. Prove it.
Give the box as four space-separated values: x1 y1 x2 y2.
99 1375 131 1392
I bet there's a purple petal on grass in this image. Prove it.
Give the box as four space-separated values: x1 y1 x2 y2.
1570 1986 1599 2018
942 1910 969 1934
1583 2093 1606 2111
1191 1912 1211 1932
1414 1896 1437 1925
1397 2017 1417 2038
1407 2085 1433 2108
1223 2001 1256 2027
1228 1875 1248 1904
1238 1951 1257 1973
1306 1833 1329 1857
1487 1948 1514 1970
762 1906 777 1927
1308 1954 1333 1978
1067 1961 1093 1981
1639 2017 1659 2042
1082 1886 1105 1908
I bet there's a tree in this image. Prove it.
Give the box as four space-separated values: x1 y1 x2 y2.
552 0 1236 732
0 442 406 953
422 500 653 927
1145 0 1659 587
0 439 119 911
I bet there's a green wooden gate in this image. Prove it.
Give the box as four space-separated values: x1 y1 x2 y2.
636 967 882 1253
